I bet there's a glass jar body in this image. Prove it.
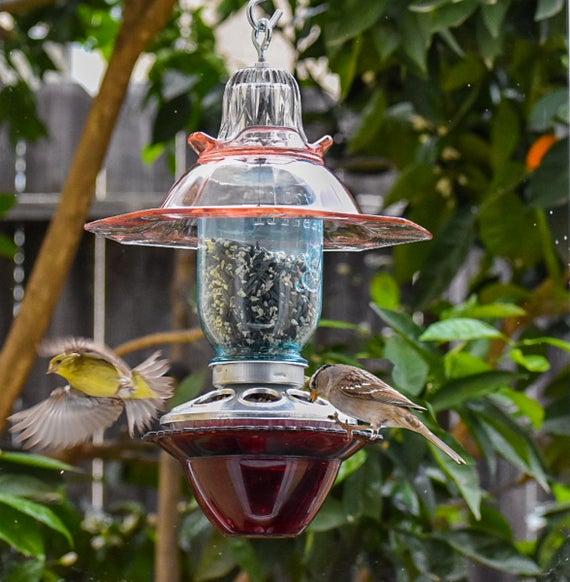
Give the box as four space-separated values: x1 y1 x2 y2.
198 217 323 363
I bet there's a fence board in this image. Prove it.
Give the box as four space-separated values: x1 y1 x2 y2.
105 85 173 196
25 83 91 194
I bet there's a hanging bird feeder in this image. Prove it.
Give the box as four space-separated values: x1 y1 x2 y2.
85 0 431 537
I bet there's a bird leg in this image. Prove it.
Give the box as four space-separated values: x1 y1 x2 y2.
330 411 356 437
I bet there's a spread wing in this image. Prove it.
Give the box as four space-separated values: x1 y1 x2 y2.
9 386 124 451
336 366 426 411
39 336 132 377
132 351 174 398
123 397 166 436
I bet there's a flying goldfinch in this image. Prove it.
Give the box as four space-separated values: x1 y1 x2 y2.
9 337 174 451
308 364 466 464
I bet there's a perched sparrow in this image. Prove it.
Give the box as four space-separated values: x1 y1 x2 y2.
308 364 466 464
9 337 174 451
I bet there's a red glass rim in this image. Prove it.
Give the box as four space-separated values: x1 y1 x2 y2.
85 205 432 250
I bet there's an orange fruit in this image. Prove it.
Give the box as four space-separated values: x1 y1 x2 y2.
526 133 558 171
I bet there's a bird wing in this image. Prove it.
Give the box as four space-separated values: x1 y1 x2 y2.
123 397 166 436
8 386 123 451
336 367 426 411
39 337 132 378
132 351 174 399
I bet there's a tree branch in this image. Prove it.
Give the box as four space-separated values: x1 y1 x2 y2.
0 0 57 14
114 328 204 358
0 0 177 430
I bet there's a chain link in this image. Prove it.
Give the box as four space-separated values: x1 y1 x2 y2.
247 0 283 62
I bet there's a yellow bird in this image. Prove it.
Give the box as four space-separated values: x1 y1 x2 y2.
9 337 174 451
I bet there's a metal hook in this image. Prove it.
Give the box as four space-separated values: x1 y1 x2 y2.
247 0 283 62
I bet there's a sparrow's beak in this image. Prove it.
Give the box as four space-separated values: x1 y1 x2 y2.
309 389 318 402
47 363 56 375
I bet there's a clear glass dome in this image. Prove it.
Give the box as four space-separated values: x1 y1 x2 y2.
85 64 431 250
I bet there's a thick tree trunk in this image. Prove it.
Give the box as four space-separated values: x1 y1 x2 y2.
0 0 177 429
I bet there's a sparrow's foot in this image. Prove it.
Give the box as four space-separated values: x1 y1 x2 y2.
330 411 356 437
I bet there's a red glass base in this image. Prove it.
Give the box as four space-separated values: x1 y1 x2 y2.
146 421 368 537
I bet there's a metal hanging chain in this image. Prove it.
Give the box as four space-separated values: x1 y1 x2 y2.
247 0 283 62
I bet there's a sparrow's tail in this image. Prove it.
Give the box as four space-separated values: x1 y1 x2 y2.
421 427 466 464
402 411 466 464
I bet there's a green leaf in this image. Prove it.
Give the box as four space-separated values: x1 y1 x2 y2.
473 400 550 491
401 11 432 74
141 142 166 166
342 454 383 521
0 503 45 558
227 538 265 582
195 531 237 581
491 99 521 168
420 318 503 342
520 336 570 353
473 502 515 541
409 0 451 12
324 0 389 47
480 0 511 38
371 23 400 62
444 351 491 379
0 451 78 473
430 371 516 412
0 234 17 258
527 138 569 208
528 88 568 131
384 334 429 396
0 474 62 499
442 53 486 91
370 271 400 310
436 27 464 58
0 494 72 546
437 529 541 575
370 305 443 376
479 184 542 266
432 0 479 30
500 388 544 429
370 305 424 340
348 88 387 153
0 192 16 214
334 449 367 486
329 38 361 100
411 208 476 310
384 163 437 206
534 0 565 20
0 83 48 146
443 301 526 320
509 348 550 372
170 369 207 407
3 558 45 582
476 13 504 63
319 319 367 332
432 449 480 519
308 497 349 532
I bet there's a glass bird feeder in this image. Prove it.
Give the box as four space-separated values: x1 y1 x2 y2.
86 1 431 537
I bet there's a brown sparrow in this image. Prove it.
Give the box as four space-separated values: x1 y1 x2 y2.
308 363 466 464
